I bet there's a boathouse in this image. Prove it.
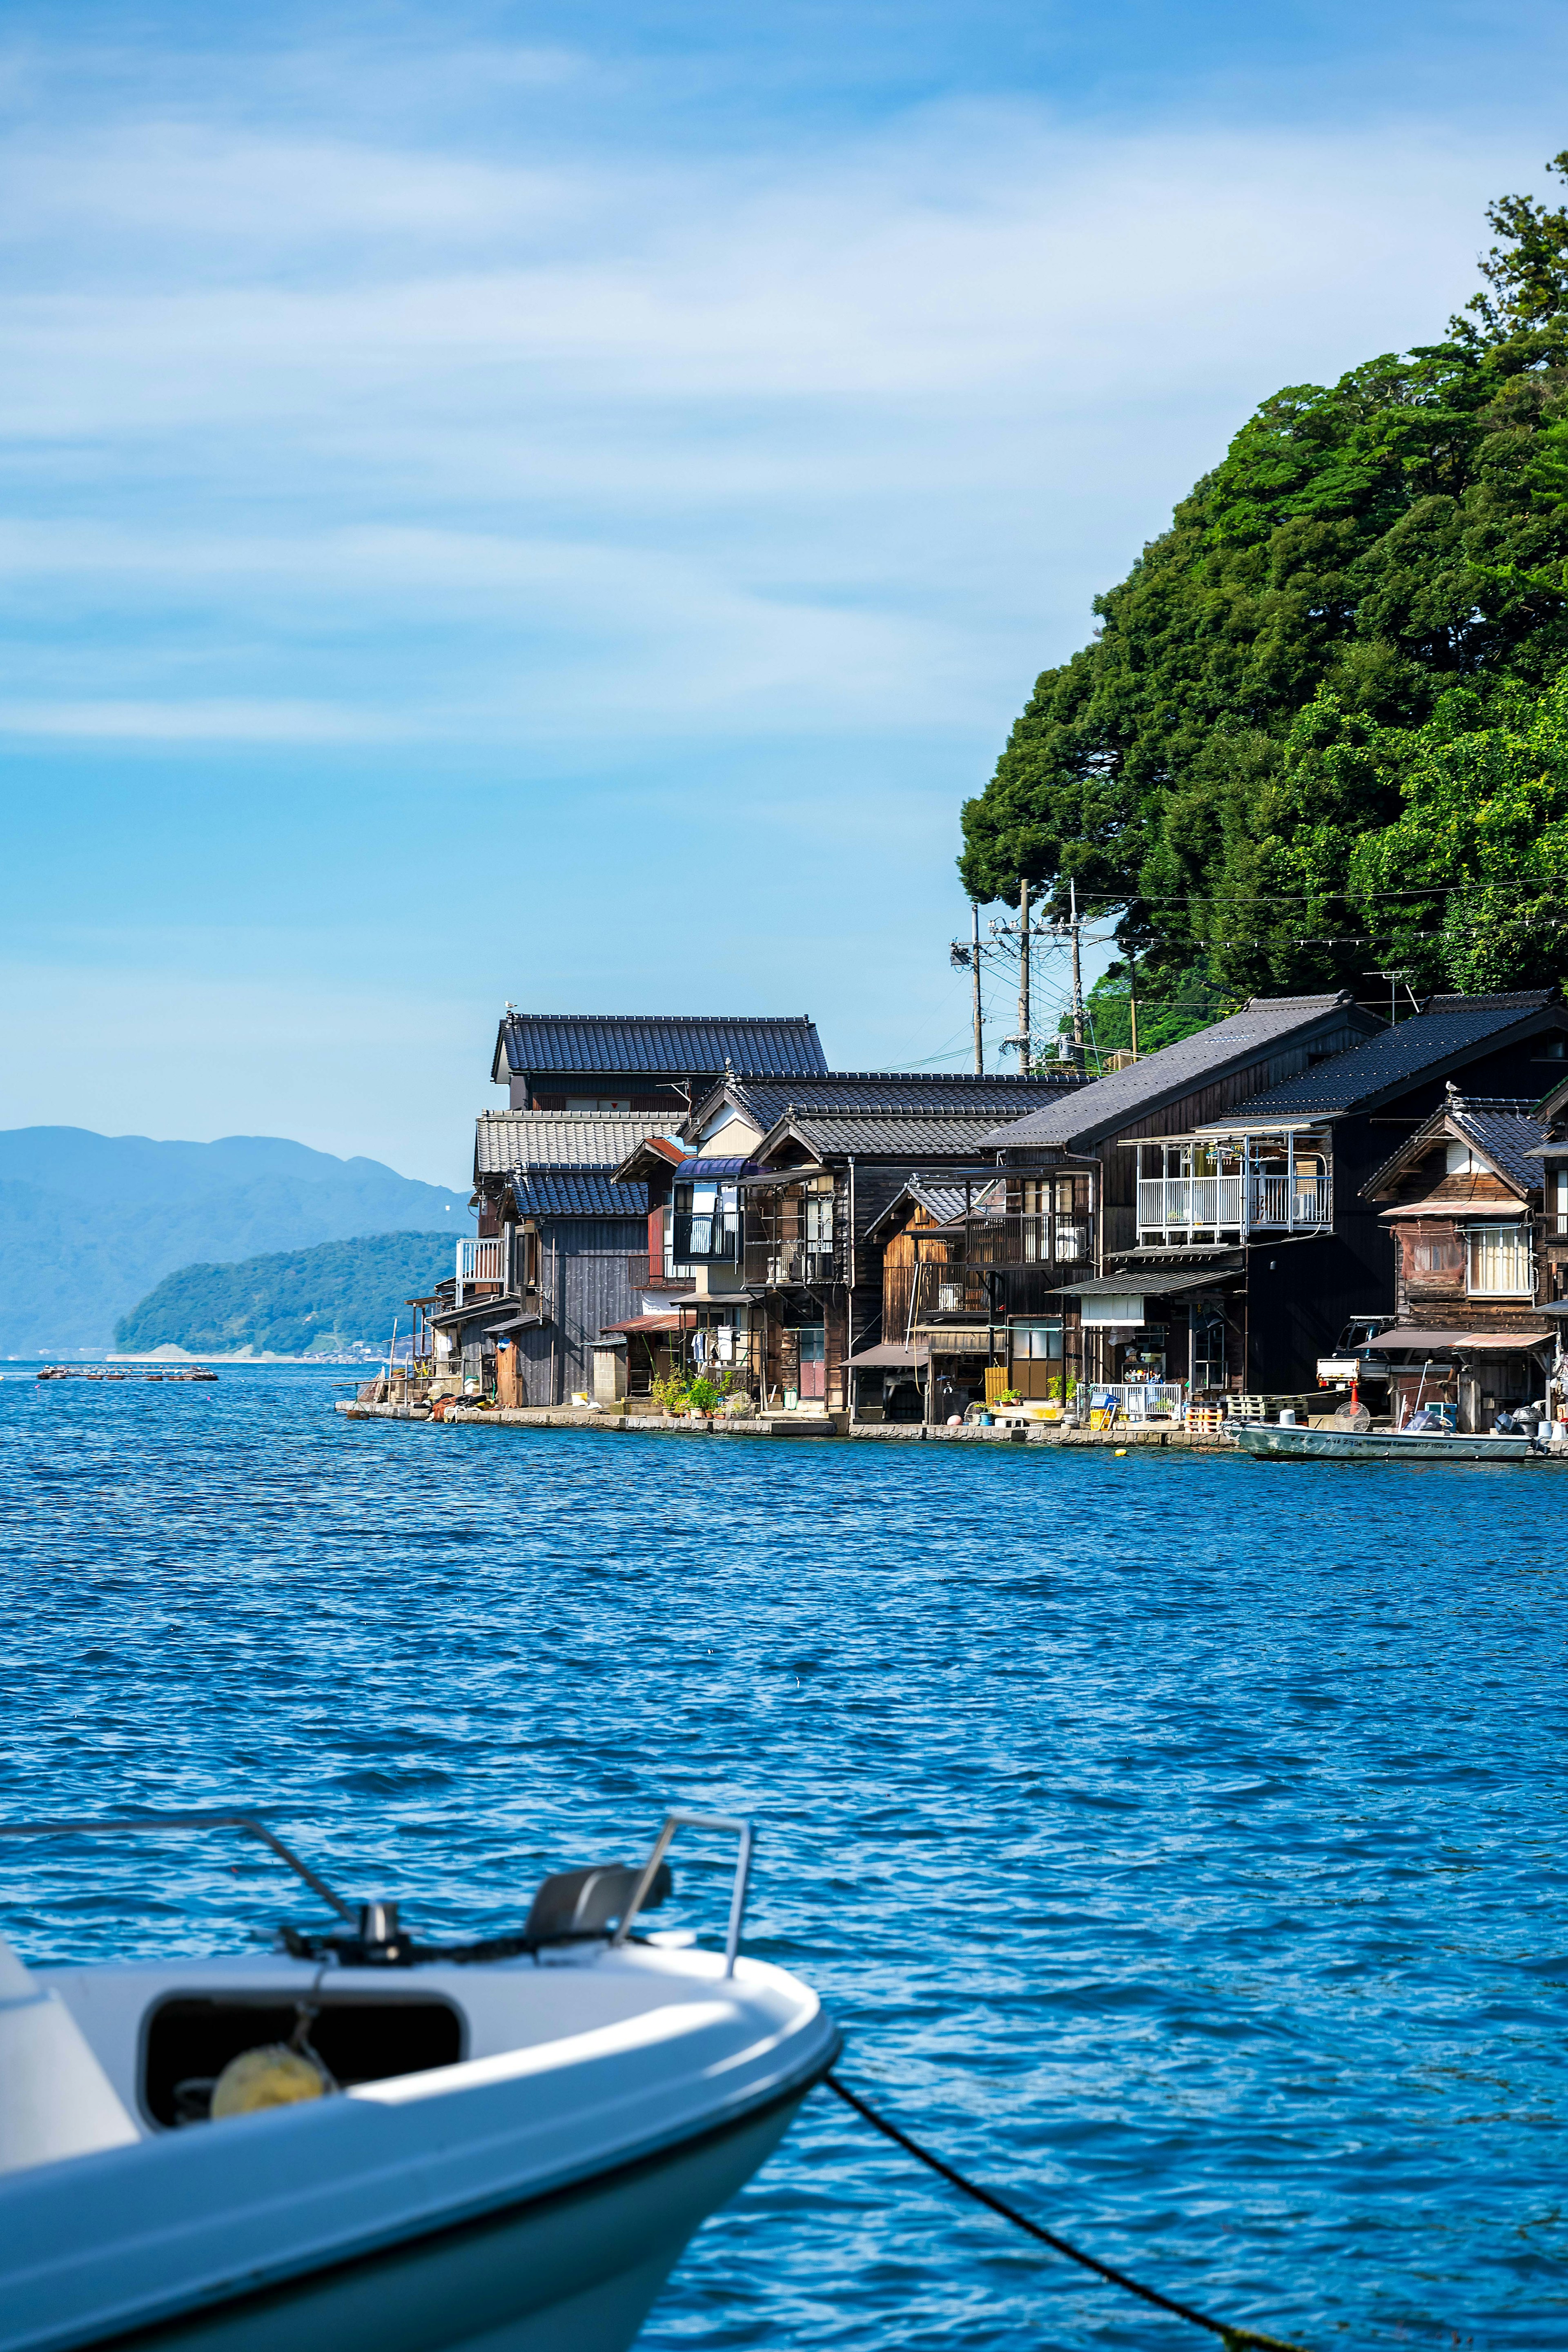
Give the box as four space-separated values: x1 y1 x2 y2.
1360 1088 1559 1430
975 989 1568 1400
611 1071 1084 1413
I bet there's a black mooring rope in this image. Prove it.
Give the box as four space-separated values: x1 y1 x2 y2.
825 2074 1310 2352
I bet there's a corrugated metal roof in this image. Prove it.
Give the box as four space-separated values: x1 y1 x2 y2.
498 1014 828 1078
972 994 1364 1152
672 1156 751 1180
474 1112 677 1174
1197 994 1559 1124
506 1169 650 1218
1060 1270 1232 1297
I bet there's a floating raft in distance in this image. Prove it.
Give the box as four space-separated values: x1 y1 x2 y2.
35 1366 219 1383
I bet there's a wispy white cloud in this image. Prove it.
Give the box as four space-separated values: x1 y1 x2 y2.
1 22 1562 1160
0 100 1538 754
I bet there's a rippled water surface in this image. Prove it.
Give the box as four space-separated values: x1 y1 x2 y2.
2 1365 1566 2349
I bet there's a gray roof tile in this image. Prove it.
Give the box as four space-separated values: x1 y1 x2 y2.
1198 994 1558 1124
714 1070 1081 1134
506 1169 650 1217
1364 1095 1546 1201
499 1014 827 1078
765 1110 1029 1157
974 993 1362 1150
474 1112 681 1174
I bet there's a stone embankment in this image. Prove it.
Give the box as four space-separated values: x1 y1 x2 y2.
334 1401 1237 1450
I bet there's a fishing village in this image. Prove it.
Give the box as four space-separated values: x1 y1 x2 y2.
342 989 1568 1456
8 46 1568 2352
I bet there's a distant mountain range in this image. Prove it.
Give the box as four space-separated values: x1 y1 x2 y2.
115 1232 457 1359
0 1128 470 1356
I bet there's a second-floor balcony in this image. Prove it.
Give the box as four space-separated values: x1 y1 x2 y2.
964 1211 1094 1270
744 1236 839 1289
1134 1137 1332 1246
454 1236 504 1305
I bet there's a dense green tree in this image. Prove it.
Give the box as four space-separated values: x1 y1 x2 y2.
960 156 1568 1006
1349 672 1568 993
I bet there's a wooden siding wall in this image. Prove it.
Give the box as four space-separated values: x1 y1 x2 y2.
554 1219 646 1401
1097 1027 1368 1254
1381 1145 1539 1333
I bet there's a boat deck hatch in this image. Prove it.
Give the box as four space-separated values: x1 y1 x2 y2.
143 1996 464 2127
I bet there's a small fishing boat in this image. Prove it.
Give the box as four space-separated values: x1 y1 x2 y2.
0 1806 837 2352
1227 1418 1546 1463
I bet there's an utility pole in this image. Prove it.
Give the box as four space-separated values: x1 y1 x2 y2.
1017 878 1031 1074
970 902 983 1073
1069 877 1083 1071
1128 948 1139 1062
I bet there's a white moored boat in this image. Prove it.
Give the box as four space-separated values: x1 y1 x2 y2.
1227 1418 1544 1463
0 1806 837 2352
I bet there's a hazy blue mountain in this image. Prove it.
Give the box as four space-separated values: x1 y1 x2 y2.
115 1232 456 1358
0 1128 470 1355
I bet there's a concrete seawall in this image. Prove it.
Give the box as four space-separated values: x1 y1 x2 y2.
334 1401 1238 1450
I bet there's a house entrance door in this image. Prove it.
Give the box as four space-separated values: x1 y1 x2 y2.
797 1324 826 1400
1192 1310 1225 1393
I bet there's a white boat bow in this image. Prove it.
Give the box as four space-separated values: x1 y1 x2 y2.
0 1809 838 2352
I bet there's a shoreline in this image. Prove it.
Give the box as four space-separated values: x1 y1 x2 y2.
334 1401 1236 1449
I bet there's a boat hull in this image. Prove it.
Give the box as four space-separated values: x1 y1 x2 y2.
2 1947 838 2352
1227 1420 1543 1463
76 2090 805 2352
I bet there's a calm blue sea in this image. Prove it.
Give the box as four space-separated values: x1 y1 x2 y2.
2 1365 1564 2349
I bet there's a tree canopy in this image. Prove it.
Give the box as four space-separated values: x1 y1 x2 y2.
114 1230 454 1357
959 156 1568 1003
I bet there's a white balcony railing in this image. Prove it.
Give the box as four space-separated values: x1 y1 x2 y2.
1250 1176 1332 1229
1136 1176 1332 1243
454 1236 503 1307
1138 1176 1243 1233
1089 1382 1187 1421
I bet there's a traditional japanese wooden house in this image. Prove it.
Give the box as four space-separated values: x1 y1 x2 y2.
611 1072 1083 1413
425 1114 671 1405
976 988 1568 1401
971 992 1381 1402
1360 1088 1560 1430
490 1013 827 1113
862 1163 1100 1417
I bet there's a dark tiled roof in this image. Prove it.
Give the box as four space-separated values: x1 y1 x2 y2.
971 994 1362 1151
1452 1100 1548 1195
506 1169 649 1218
498 1014 827 1078
718 1071 1081 1133
866 1177 1005 1236
1199 993 1558 1123
1363 1095 1546 1201
764 1110 1027 1157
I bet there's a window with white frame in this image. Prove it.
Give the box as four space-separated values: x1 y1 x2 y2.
1465 1222 1534 1298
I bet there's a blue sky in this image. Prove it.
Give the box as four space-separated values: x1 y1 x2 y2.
3 2 1567 1181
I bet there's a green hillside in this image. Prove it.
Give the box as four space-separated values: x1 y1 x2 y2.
961 157 1568 1010
114 1232 456 1358
0 1128 467 1355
